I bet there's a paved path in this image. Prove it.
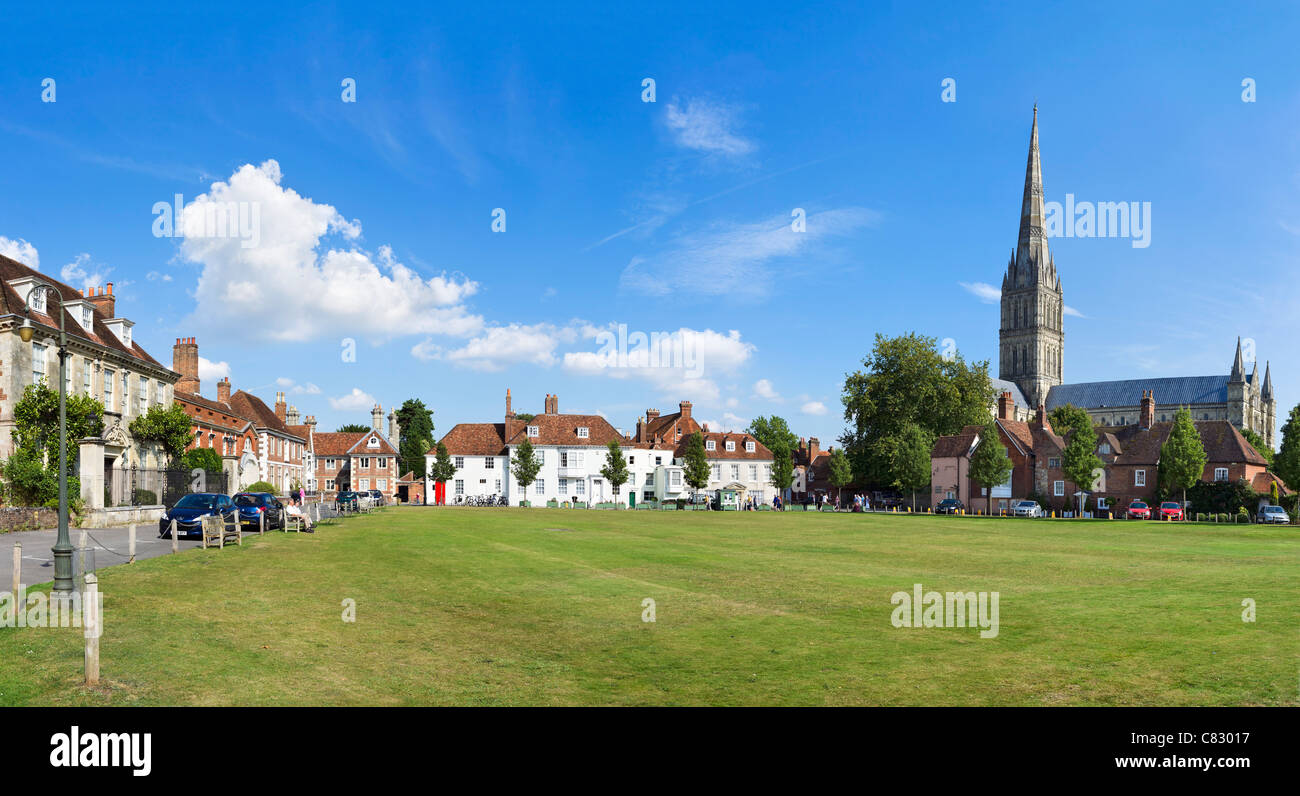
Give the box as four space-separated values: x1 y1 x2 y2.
1 524 212 588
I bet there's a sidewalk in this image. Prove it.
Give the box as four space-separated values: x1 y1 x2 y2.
1 525 208 588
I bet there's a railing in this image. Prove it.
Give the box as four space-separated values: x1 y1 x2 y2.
108 467 230 508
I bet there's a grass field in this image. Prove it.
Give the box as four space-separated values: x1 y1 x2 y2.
1 506 1296 706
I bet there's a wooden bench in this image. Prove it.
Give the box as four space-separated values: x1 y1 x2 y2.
201 514 242 549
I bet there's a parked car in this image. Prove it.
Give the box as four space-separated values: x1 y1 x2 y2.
366 489 385 506
935 498 964 515
1257 505 1291 524
1158 501 1184 521
158 493 239 539
873 490 904 509
234 492 285 530
336 490 361 510
1126 500 1151 520
1012 499 1043 518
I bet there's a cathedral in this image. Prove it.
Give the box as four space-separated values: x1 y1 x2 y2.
993 107 1277 447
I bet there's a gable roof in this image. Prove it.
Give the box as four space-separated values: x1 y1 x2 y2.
1097 420 1267 468
1045 375 1242 411
435 423 508 456
932 431 979 459
227 390 303 440
504 413 624 447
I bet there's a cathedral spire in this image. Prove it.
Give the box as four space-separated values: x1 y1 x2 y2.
1262 361 1273 400
1015 105 1051 276
1229 337 1246 383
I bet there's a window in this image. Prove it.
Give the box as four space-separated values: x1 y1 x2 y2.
670 470 681 488
730 464 739 480
495 479 501 492
1214 467 1229 482
359 478 369 490
535 479 545 494
484 457 494 469
711 464 721 480
103 369 115 408
326 459 335 470
378 457 387 469
535 450 544 465
367 436 379 448
559 477 568 493
575 480 585 495
527 426 539 437
81 307 92 328
326 479 335 490
454 456 464 469
1135 470 1146 487
455 480 464 495
725 441 735 452
122 371 129 410
377 478 387 490
749 465 757 481
577 427 589 438
654 456 662 466
764 465 771 480
1097 498 1109 510
1053 480 1065 496
1048 457 1061 469
31 342 46 384
745 441 755 453
706 440 716 451
30 288 45 313
83 362 91 395
1098 443 1111 455
138 375 148 413
360 457 370 468
644 473 654 486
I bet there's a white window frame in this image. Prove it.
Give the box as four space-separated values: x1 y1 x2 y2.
484 457 494 469
725 441 735 452
1214 467 1229 482
454 456 464 469
1135 470 1146 487
577 427 589 438
706 440 716 451
1053 480 1065 496
527 425 539 437
745 441 755 453
535 479 545 495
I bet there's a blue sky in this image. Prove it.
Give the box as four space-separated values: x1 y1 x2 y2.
3 2 1298 445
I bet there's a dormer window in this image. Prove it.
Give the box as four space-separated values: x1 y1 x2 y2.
725 441 735 452
368 436 380 448
745 441 755 453
527 425 539 437
30 289 46 314
577 427 589 438
706 440 716 451
82 307 92 328
1098 443 1111 455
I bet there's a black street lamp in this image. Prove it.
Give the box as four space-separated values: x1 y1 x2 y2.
17 284 74 596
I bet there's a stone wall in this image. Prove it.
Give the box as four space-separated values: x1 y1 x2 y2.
0 506 58 533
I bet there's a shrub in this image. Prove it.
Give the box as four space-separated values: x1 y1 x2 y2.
1216 513 1228 523
244 481 277 495
133 489 158 506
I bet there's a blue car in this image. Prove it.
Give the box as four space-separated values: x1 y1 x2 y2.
233 492 285 530
158 493 239 539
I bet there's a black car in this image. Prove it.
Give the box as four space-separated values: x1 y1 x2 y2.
159 493 239 538
336 490 360 510
233 492 285 530
935 498 965 515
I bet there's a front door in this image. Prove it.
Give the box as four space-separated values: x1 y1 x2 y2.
592 479 604 502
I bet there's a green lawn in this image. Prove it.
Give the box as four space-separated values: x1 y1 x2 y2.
1 507 1296 706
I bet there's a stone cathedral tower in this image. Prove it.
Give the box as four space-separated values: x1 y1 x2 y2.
999 106 1065 409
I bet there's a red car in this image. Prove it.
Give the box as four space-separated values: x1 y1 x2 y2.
1126 500 1151 520
1158 501 1184 521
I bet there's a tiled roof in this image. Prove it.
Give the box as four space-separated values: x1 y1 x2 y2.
642 410 702 441
228 390 303 440
0 253 171 372
435 423 508 456
676 431 773 460
345 431 398 455
1098 420 1266 467
1046 376 1238 410
313 432 367 456
932 432 978 459
503 413 624 447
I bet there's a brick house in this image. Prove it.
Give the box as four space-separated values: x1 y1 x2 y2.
310 405 399 501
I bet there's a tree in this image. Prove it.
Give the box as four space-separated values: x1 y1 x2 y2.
746 416 798 454
841 332 994 487
427 442 457 501
337 423 370 433
1048 404 1094 434
1272 403 1300 490
1239 427 1274 467
600 441 630 502
510 438 541 501
1059 411 1103 514
513 412 535 423
682 431 711 499
769 441 795 498
828 448 853 506
128 403 194 464
1159 406 1209 507
886 423 933 511
968 420 1013 513
180 447 223 474
395 399 435 479
11 380 105 475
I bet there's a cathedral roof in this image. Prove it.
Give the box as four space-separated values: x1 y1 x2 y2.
990 378 1030 410
1045 375 1234 410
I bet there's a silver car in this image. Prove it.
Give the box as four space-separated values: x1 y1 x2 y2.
1257 505 1291 524
1012 500 1043 518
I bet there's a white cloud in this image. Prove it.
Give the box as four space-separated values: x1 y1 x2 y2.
146 270 173 282
725 397 739 408
1063 305 1086 318
329 388 378 411
619 208 877 298
562 326 755 401
60 253 112 291
179 160 482 342
753 378 780 401
801 401 828 416
431 323 573 372
700 412 749 433
959 281 1001 303
0 236 39 268
276 376 321 395
664 98 755 157
198 356 230 383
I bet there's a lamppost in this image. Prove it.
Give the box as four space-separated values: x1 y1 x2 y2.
17 284 74 596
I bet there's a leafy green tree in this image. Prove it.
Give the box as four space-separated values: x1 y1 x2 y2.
600 440 630 499
1159 406 1209 507
1059 411 1103 514
968 420 1013 513
428 442 457 490
337 423 370 433
745 416 798 454
886 422 933 511
510 438 541 499
1272 403 1300 490
245 480 277 494
513 412 535 423
828 448 853 506
12 380 105 475
395 398 435 479
1048 403 1094 434
1239 427 1274 467
682 432 711 498
128 403 195 463
180 447 223 474
769 441 795 497
841 332 994 486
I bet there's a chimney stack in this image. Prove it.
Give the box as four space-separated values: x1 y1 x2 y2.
217 377 232 403
286 404 300 425
371 403 383 432
645 408 660 422
505 388 514 419
87 283 116 318
998 391 1015 421
1033 404 1052 432
1139 390 1155 430
172 336 199 394
679 400 692 421
388 406 399 442
275 391 287 422
544 393 558 414
808 437 820 460
305 415 317 430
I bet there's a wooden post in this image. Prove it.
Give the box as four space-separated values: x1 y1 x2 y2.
170 519 179 553
259 510 265 536
128 524 136 564
83 573 100 686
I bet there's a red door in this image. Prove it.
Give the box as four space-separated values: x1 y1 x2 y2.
434 481 446 506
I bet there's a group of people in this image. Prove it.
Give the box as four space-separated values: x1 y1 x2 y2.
850 493 873 512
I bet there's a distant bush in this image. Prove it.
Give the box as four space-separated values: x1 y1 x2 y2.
243 481 277 495
133 489 158 506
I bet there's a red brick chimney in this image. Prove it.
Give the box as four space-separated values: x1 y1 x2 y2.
808 437 820 461
86 283 116 318
172 336 199 394
998 391 1015 420
1032 404 1052 432
1139 390 1155 430
505 388 514 419
543 394 558 414
275 391 287 422
646 408 660 422
679 400 692 421
217 377 232 404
